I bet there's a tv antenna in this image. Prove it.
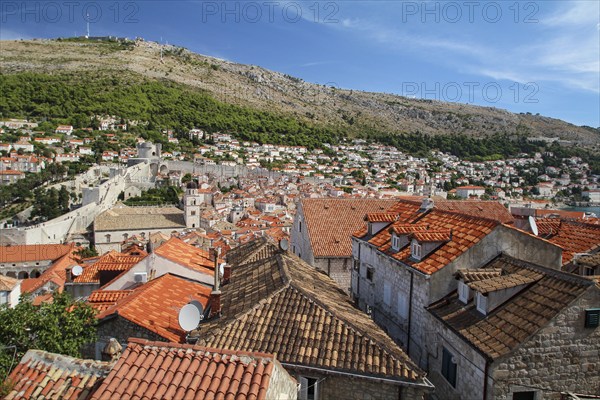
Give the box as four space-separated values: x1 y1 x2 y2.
528 216 539 236
85 12 90 38
178 303 202 332
72 265 83 276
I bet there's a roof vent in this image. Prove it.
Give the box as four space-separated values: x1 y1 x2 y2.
420 198 434 212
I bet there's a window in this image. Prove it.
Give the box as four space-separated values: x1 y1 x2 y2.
583 266 595 276
105 234 111 243
397 292 409 320
299 376 319 400
411 242 422 259
366 267 374 282
391 235 400 251
512 391 536 400
476 292 488 314
299 220 302 232
123 233 128 240
383 282 391 306
191 210 196 216
458 281 470 304
353 259 360 271
441 347 457 388
585 309 600 328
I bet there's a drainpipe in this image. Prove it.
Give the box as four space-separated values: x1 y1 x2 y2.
407 270 414 355
483 359 489 400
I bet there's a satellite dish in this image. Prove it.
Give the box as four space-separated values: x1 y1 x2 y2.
189 300 205 319
279 238 289 251
219 263 226 276
529 216 539 236
72 265 83 276
178 303 201 332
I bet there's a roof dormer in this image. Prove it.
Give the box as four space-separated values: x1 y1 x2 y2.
388 224 428 252
467 268 543 314
364 213 397 236
409 230 452 261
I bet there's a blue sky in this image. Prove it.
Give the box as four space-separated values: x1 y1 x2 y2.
1 1 599 127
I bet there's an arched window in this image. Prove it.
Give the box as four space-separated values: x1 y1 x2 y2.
18 271 29 279
106 234 111 243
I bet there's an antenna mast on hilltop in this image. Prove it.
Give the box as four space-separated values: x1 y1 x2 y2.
160 36 164 62
85 12 90 38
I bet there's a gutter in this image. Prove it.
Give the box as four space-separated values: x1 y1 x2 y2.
407 270 414 355
280 362 435 390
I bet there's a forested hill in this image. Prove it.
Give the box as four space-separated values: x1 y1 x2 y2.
1 38 598 146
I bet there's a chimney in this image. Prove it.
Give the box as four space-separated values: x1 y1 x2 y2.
102 338 123 362
419 197 434 212
222 264 231 284
65 268 72 283
209 248 221 318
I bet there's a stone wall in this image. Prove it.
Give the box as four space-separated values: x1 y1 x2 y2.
290 202 315 265
491 284 600 400
319 374 429 400
88 315 168 359
264 361 298 400
425 315 488 400
314 257 351 294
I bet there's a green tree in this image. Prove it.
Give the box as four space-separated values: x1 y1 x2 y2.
0 292 97 380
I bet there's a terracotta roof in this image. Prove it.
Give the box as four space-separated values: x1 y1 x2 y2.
90 339 287 400
435 200 514 224
20 248 80 295
198 238 428 385
390 224 428 235
154 237 219 275
0 243 74 263
300 198 399 258
5 349 111 400
96 273 212 342
94 205 185 231
456 269 502 283
538 220 600 264
0 274 19 291
468 269 543 294
428 255 592 359
365 213 398 223
74 251 145 284
411 230 452 243
365 208 499 275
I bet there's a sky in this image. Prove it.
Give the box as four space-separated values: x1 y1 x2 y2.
1 1 599 127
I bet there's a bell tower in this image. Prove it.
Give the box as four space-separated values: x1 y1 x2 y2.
184 181 201 229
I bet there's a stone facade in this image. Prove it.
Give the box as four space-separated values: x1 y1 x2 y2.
425 276 600 400
491 284 600 400
351 224 563 369
89 315 167 359
289 368 429 400
264 361 298 400
314 257 352 293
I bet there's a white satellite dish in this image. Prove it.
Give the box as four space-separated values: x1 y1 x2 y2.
72 265 83 276
529 216 539 236
219 263 226 276
189 300 205 320
279 238 289 251
178 303 201 332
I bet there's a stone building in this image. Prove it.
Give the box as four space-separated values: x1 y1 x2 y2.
351 199 560 368
91 273 212 359
0 243 75 279
94 204 187 253
196 237 435 400
427 255 600 400
0 274 20 307
290 198 397 293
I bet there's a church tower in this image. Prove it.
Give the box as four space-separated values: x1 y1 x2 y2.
184 181 201 229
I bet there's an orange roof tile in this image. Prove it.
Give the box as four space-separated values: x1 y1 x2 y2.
201 238 428 385
0 243 74 263
96 274 212 342
435 200 514 224
74 251 145 284
300 198 405 258
411 230 452 243
154 237 219 275
365 212 397 222
5 349 110 400
90 339 287 400
538 220 600 264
